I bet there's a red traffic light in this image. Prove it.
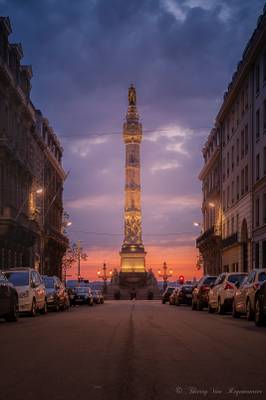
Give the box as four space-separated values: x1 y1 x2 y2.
178 275 184 284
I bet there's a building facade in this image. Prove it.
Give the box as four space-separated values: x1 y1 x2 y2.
197 128 222 275
0 17 68 277
197 5 266 274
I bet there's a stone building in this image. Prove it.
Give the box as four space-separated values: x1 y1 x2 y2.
197 5 266 273
197 128 222 275
0 17 68 277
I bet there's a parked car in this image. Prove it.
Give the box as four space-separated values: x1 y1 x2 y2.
92 289 101 304
232 268 266 320
253 281 266 326
4 268 47 316
0 271 19 322
175 282 194 305
208 272 247 314
74 287 93 306
42 275 68 311
192 275 217 310
162 287 175 304
169 287 180 305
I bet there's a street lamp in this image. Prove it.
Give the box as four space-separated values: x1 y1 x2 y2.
158 262 173 291
97 262 112 294
193 221 201 227
208 202 215 208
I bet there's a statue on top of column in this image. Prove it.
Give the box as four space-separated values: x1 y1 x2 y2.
128 84 136 106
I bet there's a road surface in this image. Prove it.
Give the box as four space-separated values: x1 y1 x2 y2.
1 301 266 400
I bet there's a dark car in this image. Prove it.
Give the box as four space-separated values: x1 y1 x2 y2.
192 275 217 311
254 281 266 326
162 287 175 304
92 289 104 304
74 287 93 306
42 275 67 311
232 269 266 320
175 282 193 305
0 271 19 322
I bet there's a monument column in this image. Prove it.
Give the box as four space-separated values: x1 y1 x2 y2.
120 84 146 273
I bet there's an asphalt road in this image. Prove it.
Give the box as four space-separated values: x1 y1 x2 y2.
1 301 266 400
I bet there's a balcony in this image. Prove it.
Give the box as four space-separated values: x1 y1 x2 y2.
221 232 238 249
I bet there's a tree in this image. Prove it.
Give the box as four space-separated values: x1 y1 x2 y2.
62 242 88 282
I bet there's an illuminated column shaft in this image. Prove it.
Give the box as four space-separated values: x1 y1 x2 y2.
120 85 146 273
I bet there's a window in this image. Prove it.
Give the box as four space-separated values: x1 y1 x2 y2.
241 130 244 158
256 197 260 227
232 180 235 203
256 109 260 139
245 84 248 109
256 63 260 93
256 153 260 181
231 216 234 234
236 214 239 232
264 147 266 175
263 241 266 267
231 145 234 171
255 242 260 268
241 169 244 195
263 193 266 224
227 186 230 208
263 99 266 133
236 138 239 165
244 125 248 154
263 52 266 82
236 175 239 200
245 165 248 192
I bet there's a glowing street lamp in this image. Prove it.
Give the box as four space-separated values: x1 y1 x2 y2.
208 202 215 208
36 188 44 195
158 262 173 291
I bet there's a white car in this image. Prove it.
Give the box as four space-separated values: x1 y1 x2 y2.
208 272 248 314
4 268 47 316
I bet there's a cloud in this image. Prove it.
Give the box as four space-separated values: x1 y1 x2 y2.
66 194 123 210
70 136 109 158
150 160 179 173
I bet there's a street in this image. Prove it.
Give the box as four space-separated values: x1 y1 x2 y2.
1 301 266 400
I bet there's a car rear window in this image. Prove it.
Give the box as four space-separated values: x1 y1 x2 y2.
5 271 29 286
228 274 246 284
258 272 266 282
43 277 55 288
203 277 216 285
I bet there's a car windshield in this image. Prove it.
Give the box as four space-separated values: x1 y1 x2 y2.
43 277 55 288
228 274 247 284
167 288 174 293
258 272 266 282
203 277 216 285
5 271 29 286
75 287 88 293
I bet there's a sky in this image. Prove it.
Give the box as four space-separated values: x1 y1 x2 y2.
1 0 265 280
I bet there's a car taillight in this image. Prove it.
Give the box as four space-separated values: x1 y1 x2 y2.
224 283 234 290
253 283 260 290
201 285 210 291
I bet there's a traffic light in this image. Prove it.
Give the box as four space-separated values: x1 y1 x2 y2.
178 275 184 285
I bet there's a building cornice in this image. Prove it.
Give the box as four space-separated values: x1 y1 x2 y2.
198 147 220 181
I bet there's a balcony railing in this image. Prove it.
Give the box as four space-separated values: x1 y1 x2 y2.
221 232 238 249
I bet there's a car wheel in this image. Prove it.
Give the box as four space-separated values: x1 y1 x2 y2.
5 296 19 322
208 302 215 313
162 299 166 304
246 299 254 321
232 300 240 318
40 300 48 315
254 298 264 326
30 299 37 317
55 300 60 312
197 299 203 311
217 298 224 315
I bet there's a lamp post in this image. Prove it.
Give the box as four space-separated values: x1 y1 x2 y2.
97 262 113 294
158 262 173 291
